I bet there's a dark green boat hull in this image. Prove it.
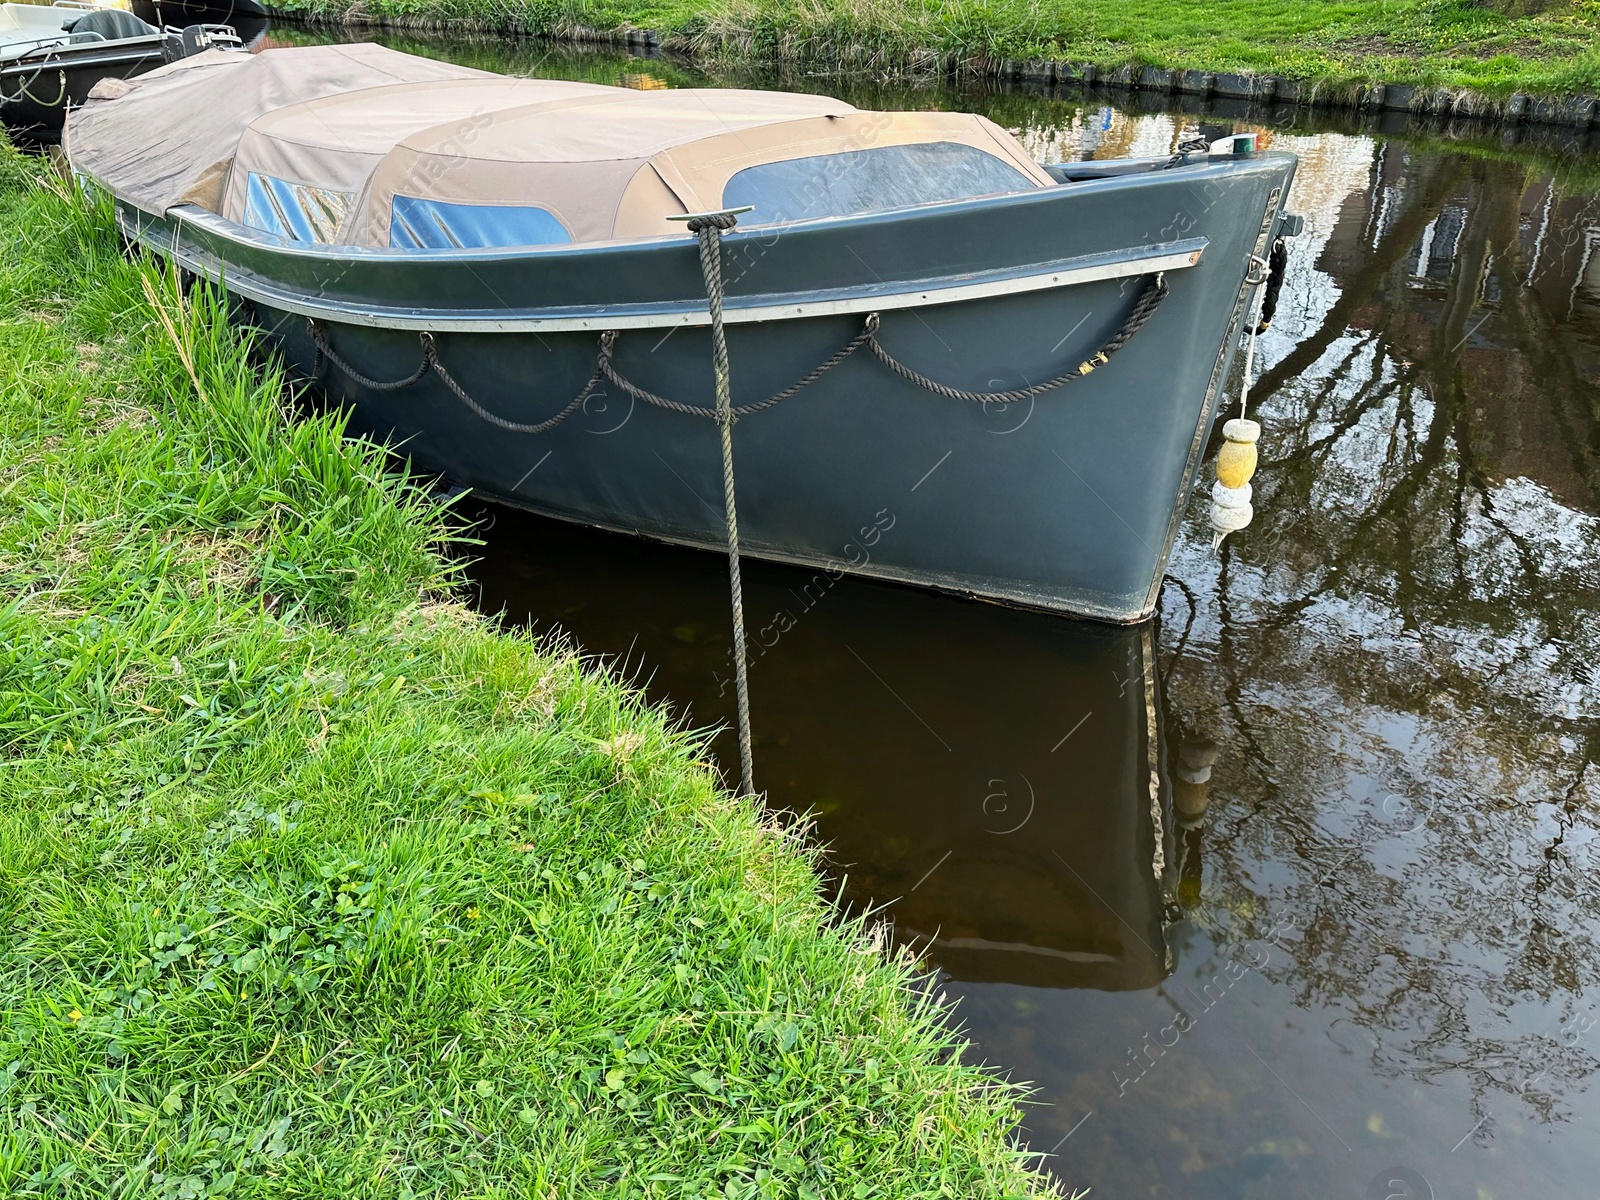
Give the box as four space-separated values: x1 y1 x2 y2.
121 150 1297 621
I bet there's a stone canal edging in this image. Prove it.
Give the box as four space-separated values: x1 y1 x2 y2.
271 10 1600 133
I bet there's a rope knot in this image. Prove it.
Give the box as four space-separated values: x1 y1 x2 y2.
863 312 882 335
419 331 438 363
686 212 740 234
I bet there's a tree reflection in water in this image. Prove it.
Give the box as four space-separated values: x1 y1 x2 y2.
1137 119 1600 1196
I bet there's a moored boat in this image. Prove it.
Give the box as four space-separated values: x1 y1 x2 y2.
67 44 1301 622
1 1 237 143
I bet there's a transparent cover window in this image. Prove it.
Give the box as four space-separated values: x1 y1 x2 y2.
242 174 351 244
723 143 1036 225
389 197 573 249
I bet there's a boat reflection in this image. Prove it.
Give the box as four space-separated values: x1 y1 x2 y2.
469 505 1189 992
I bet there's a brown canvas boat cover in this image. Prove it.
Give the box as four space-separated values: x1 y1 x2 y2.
219 75 624 239
349 90 1052 245
67 44 1053 247
65 43 488 216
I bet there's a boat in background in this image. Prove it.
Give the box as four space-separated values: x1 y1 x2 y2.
2 1 238 143
130 0 266 45
68 44 1301 623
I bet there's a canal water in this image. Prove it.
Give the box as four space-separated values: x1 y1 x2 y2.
280 27 1600 1198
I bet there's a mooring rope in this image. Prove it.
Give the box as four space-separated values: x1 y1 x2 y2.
684 210 757 798
1247 237 1288 334
4 65 67 110
1163 133 1211 169
1237 254 1270 419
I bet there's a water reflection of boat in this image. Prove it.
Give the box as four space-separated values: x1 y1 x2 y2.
470 506 1180 991
820 612 1177 992
68 44 1300 622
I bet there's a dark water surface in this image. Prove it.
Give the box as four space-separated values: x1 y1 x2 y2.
281 27 1600 1198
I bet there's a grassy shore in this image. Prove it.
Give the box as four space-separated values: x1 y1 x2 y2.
0 147 1054 1199
272 0 1600 98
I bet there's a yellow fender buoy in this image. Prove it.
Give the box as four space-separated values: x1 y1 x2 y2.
1217 417 1259 488
1210 418 1260 550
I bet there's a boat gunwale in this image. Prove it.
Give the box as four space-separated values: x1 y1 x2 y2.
129 201 1209 331
2 33 170 70
108 155 1309 331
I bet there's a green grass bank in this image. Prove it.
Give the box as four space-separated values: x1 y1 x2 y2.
271 0 1600 103
0 147 1055 1199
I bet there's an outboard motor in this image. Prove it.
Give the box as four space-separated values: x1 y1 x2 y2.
175 22 243 59
148 22 243 63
